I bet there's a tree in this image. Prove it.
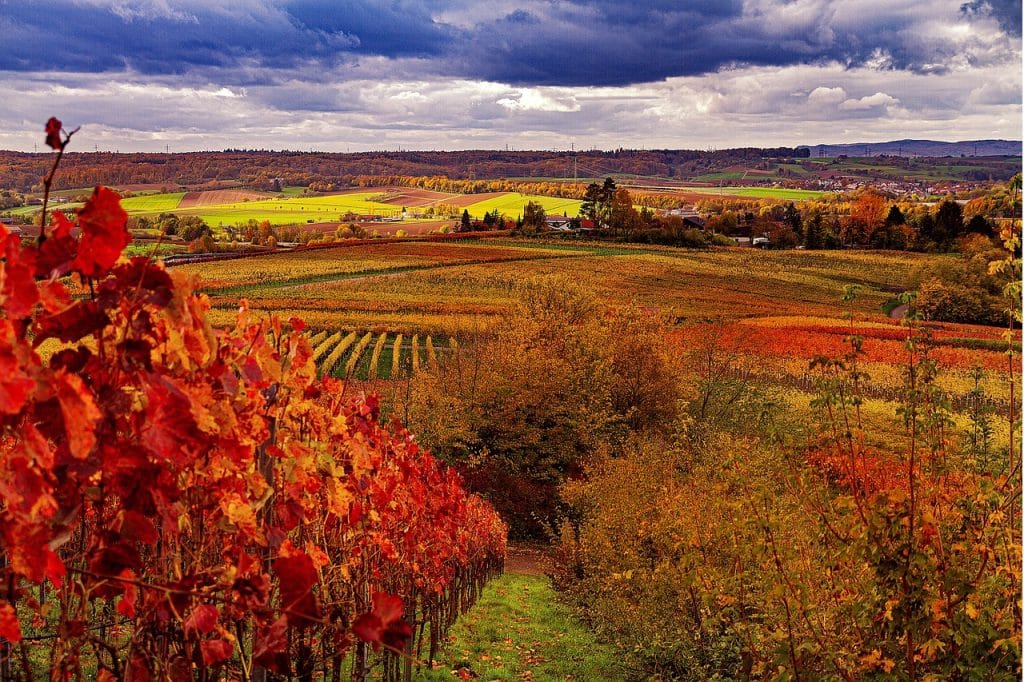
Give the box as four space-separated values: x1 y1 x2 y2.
521 200 546 233
581 177 617 229
843 190 887 245
607 187 640 238
966 214 993 237
932 199 965 248
783 202 803 238
803 211 824 249
885 205 906 227
461 209 471 231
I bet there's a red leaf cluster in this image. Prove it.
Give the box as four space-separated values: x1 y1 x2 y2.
353 592 414 652
0 148 507 677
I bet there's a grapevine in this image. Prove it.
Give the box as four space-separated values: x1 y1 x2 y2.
0 119 506 681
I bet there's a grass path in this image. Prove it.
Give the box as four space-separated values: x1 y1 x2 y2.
416 571 625 681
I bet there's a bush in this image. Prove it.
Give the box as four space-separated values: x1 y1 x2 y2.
916 277 1007 326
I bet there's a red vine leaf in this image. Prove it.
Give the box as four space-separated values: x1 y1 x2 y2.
0 601 21 643
273 547 321 627
253 616 290 673
72 186 129 279
45 117 62 150
352 592 412 652
184 604 219 635
200 639 233 666
0 322 36 415
36 212 78 278
54 369 102 458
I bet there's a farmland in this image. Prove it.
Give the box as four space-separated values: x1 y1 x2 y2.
181 238 1018 430
189 240 933 331
29 187 586 232
5 180 1020 680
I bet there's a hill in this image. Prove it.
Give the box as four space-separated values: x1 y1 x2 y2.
802 139 1021 158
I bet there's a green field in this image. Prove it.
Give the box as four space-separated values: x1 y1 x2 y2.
180 192 403 227
119 192 185 213
463 193 583 219
680 185 829 200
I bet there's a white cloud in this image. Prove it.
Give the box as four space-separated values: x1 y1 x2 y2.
0 57 1017 152
839 91 900 111
496 89 580 113
807 86 846 105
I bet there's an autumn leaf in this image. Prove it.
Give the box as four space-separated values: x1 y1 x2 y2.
185 604 219 635
0 601 21 643
352 592 413 652
273 550 321 626
36 212 78 278
54 369 102 458
200 639 233 666
0 323 36 415
2 231 39 318
72 186 129 279
116 569 138 619
253 616 290 673
45 117 62 150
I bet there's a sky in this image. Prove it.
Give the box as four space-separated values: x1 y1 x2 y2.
0 0 1020 152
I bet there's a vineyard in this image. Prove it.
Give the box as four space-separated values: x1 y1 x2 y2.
1 119 1020 681
305 329 450 380
0 140 507 682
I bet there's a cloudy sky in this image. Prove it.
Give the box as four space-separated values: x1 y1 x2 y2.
0 0 1020 152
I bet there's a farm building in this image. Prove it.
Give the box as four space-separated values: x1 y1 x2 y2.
545 216 573 231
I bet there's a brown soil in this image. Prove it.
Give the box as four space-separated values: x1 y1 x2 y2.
446 192 509 208
372 187 458 207
504 544 551 576
178 189 273 208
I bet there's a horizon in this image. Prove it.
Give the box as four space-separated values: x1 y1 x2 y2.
1 2 1020 153
1 137 1021 157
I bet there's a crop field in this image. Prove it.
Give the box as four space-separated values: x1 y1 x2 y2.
119 192 186 212
61 187 583 230
179 191 405 227
305 328 454 380
180 241 583 293
186 238 1018 434
193 239 931 331
457 192 583 219
671 185 828 200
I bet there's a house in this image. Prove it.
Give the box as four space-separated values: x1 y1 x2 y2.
662 207 706 230
545 215 573 231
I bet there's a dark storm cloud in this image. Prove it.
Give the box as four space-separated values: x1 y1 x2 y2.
0 0 1017 86
961 0 1022 35
456 1 1016 85
0 0 450 77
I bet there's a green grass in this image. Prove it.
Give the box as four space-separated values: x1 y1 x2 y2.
679 185 829 200
119 192 185 213
180 192 402 227
415 573 625 681
463 193 583 220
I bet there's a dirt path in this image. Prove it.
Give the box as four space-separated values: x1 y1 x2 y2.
504 544 550 576
889 303 909 319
